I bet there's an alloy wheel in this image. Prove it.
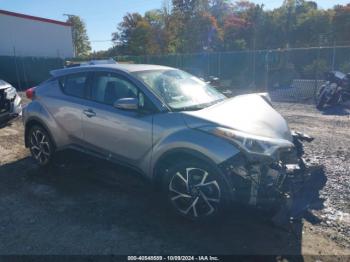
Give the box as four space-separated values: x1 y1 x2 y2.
29 129 51 165
169 167 221 219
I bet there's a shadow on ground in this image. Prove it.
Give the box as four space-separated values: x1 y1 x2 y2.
321 104 350 116
0 120 12 129
0 151 326 256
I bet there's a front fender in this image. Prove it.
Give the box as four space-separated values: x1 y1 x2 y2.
151 128 240 177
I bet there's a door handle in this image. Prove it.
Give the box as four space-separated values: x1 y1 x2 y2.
83 109 96 118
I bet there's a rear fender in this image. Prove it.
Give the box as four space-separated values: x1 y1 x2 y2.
23 101 69 148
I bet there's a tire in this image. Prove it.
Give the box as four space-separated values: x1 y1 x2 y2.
329 91 341 106
27 125 55 167
316 90 327 110
162 159 230 221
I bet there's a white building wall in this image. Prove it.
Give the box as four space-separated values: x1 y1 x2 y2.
0 13 74 58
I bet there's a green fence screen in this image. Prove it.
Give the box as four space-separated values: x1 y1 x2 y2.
116 46 350 93
0 56 64 90
1 46 350 94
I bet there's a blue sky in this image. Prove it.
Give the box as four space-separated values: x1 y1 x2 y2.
0 0 349 51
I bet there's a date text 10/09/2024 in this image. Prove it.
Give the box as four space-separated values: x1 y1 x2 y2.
127 256 220 261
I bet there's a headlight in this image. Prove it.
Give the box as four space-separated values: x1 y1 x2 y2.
5 86 17 100
202 127 294 158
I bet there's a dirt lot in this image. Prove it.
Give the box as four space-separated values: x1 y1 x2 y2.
0 98 349 257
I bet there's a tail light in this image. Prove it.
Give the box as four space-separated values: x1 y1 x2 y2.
26 87 36 100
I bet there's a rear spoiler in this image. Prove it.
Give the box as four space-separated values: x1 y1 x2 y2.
257 92 272 105
50 67 81 77
50 69 60 77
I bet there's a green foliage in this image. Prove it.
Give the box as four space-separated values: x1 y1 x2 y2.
112 12 163 55
66 16 92 57
303 59 329 78
108 1 350 56
333 4 350 45
340 62 350 73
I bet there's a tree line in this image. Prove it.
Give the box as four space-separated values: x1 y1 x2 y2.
68 0 350 58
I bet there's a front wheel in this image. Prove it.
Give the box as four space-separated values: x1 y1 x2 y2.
163 160 229 221
27 125 54 166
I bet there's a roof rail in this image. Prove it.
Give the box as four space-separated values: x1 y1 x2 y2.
65 58 117 68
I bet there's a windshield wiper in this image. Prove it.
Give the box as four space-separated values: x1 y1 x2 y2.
175 105 205 111
208 98 226 107
174 98 226 112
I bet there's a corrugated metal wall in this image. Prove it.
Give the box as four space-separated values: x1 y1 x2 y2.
0 12 74 58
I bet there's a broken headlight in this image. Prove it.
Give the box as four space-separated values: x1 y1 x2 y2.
5 86 17 100
203 127 294 159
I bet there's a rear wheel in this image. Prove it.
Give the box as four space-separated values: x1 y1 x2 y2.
316 88 328 109
27 125 54 166
329 91 341 106
163 160 229 221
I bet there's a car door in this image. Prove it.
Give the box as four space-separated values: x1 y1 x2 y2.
81 71 154 168
45 72 91 144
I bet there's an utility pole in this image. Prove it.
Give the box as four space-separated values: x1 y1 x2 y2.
13 46 21 90
251 5 259 90
265 50 271 91
332 40 336 71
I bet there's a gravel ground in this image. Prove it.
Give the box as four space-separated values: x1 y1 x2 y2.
275 102 350 249
0 97 349 257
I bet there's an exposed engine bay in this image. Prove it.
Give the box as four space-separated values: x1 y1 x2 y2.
221 131 314 213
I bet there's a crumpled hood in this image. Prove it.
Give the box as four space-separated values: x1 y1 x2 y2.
183 94 293 141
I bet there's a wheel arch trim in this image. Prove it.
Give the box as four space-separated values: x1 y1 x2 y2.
152 147 235 198
24 116 57 149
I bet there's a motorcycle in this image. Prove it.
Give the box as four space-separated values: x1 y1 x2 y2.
316 71 350 109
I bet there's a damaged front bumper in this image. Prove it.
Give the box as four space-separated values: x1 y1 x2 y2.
0 85 22 124
220 131 314 210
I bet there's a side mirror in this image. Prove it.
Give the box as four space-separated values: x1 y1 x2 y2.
113 98 139 110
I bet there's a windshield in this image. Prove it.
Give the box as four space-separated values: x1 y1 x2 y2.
132 69 226 110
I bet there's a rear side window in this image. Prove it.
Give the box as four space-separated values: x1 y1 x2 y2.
59 73 88 98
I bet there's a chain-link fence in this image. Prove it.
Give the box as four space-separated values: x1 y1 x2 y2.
0 56 64 90
1 46 350 98
116 46 350 103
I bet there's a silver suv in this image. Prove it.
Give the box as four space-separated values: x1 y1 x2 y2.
23 63 311 220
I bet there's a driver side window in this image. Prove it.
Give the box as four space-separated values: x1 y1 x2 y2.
91 72 137 105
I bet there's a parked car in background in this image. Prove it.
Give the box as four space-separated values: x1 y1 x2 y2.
23 63 312 221
0 80 22 125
